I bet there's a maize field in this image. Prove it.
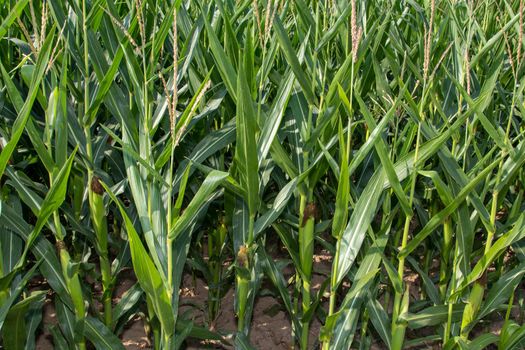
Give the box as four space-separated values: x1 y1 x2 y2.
1 0 525 349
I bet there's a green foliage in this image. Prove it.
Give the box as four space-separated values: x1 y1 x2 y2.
0 0 524 349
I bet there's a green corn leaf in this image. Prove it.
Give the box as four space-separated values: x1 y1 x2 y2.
102 182 175 336
391 286 410 350
17 148 77 267
400 304 464 329
173 162 192 219
85 317 126 350
0 202 69 302
54 298 75 346
354 91 413 217
174 70 213 136
235 58 259 218
462 334 499 350
478 262 525 319
328 268 381 349
168 170 228 240
1 291 46 350
85 46 124 125
202 10 237 101
0 0 29 38
367 298 392 349
456 215 525 295
316 4 351 50
259 248 302 335
406 256 441 306
168 119 235 186
49 325 69 349
272 15 316 106
499 322 525 350
234 332 257 350
333 172 385 288
444 63 509 154
24 291 46 350
0 260 42 330
399 157 501 258
329 221 393 349
0 30 54 179
470 13 520 66
382 254 403 295
254 177 297 239
257 69 295 166
331 119 350 239
0 64 55 173
111 283 143 329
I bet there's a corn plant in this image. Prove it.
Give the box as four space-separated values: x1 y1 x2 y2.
1 0 525 349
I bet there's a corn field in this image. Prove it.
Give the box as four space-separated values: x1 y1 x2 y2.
0 0 524 349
